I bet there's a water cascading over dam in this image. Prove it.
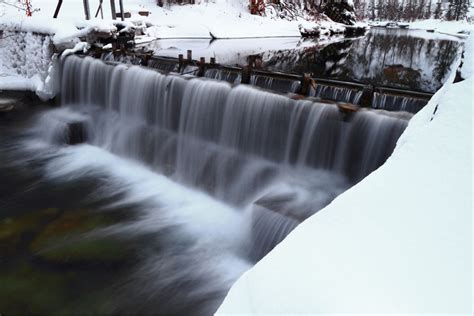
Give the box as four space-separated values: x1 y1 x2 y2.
99 52 433 111
52 55 409 262
16 54 414 314
372 91 428 113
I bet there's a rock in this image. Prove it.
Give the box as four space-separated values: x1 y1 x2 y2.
299 24 320 37
338 102 358 121
0 263 68 315
0 208 60 256
67 121 86 145
0 98 16 112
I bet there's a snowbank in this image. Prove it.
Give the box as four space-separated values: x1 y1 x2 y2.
408 19 473 38
0 13 124 99
462 35 474 79
370 19 473 39
217 36 473 314
0 30 57 99
0 0 348 39
0 15 120 44
127 0 303 38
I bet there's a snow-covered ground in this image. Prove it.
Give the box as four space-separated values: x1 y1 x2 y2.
0 0 345 39
370 19 474 38
408 19 473 38
216 35 473 315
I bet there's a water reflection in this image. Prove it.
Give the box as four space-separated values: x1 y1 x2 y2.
147 29 461 93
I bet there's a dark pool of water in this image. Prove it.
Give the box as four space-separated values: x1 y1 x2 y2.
0 105 235 315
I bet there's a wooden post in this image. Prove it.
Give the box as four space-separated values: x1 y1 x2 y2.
241 66 251 84
118 0 125 21
83 0 91 20
360 84 374 108
298 73 314 96
178 54 184 71
187 50 192 62
210 57 216 65
53 0 63 18
110 0 117 19
197 57 206 77
95 0 104 19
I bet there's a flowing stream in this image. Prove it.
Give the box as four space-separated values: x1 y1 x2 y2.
2 29 457 314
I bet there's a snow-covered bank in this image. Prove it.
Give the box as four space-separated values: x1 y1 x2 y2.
0 0 352 39
370 19 474 38
0 16 121 44
217 36 473 315
0 30 56 100
408 19 473 38
0 15 126 99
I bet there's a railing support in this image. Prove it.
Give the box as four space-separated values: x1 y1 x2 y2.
110 0 117 19
83 0 91 20
53 0 63 18
118 0 125 21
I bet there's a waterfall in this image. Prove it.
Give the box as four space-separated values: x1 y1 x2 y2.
204 68 242 84
372 92 428 113
205 68 301 93
147 59 178 73
52 55 410 261
309 84 363 104
250 74 301 94
101 51 143 65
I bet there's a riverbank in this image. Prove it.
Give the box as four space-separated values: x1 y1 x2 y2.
0 0 351 39
369 19 473 38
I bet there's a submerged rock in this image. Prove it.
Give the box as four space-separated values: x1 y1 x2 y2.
30 210 129 264
0 208 60 256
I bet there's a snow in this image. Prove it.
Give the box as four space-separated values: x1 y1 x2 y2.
409 19 473 38
0 29 56 99
0 0 348 39
61 42 90 59
216 35 473 314
462 35 474 79
0 74 42 91
370 19 474 39
0 15 120 44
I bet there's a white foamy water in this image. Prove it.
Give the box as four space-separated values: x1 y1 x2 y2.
19 55 412 314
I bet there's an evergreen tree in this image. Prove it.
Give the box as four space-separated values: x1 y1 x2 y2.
434 0 443 18
446 0 470 20
369 0 376 19
425 0 432 19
